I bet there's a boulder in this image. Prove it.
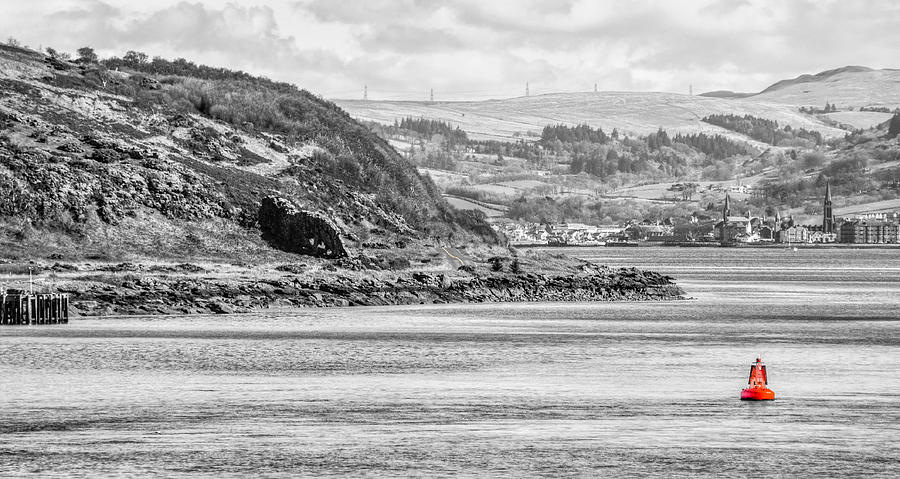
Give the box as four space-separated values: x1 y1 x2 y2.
258 196 349 259
208 300 234 314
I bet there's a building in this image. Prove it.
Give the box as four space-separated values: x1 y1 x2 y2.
839 220 899 244
780 225 809 244
626 222 675 241
822 182 834 234
715 192 753 242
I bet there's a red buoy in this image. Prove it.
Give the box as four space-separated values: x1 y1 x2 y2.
741 356 775 401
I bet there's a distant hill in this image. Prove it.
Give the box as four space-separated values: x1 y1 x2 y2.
700 66 900 109
752 66 900 108
338 66 899 142
336 91 845 142
759 66 874 94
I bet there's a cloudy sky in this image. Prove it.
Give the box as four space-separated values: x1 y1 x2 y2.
2 0 898 100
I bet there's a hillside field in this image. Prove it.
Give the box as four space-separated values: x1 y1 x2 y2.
336 92 845 142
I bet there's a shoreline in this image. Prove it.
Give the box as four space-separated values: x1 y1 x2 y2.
518 242 900 249
1 253 685 318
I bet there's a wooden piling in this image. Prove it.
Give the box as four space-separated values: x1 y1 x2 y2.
0 291 69 325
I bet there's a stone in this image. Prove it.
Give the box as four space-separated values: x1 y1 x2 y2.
209 301 234 314
258 196 348 259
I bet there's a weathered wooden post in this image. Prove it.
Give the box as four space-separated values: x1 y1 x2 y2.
0 291 69 325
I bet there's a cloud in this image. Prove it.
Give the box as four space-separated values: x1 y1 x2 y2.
1 0 898 99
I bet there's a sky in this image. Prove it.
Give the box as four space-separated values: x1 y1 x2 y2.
2 0 898 101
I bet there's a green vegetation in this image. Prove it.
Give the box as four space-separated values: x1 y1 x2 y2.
99 52 481 235
671 133 750 159
889 113 900 138
702 113 823 146
0 45 502 260
396 117 467 146
799 102 838 114
541 124 609 144
750 145 900 210
860 106 900 114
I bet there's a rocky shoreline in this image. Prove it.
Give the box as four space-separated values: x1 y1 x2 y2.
8 257 685 317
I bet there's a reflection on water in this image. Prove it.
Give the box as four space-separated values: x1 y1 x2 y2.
2 248 899 476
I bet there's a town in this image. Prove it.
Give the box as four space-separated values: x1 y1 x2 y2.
492 183 900 246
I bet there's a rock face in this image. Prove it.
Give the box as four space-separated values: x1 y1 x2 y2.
258 196 348 259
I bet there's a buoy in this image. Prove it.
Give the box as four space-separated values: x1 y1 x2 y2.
741 356 775 401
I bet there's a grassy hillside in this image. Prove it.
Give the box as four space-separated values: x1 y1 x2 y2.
0 44 496 262
752 67 900 108
338 66 900 143
335 91 845 142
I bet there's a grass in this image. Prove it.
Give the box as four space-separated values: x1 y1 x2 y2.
824 111 894 130
0 264 35 275
335 91 846 142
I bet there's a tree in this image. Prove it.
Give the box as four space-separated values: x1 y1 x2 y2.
889 113 900 138
5 37 20 47
123 50 149 66
800 151 826 169
76 46 98 63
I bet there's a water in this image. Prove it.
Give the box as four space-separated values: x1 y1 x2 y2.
2 247 899 477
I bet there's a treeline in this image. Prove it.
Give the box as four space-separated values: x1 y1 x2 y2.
468 139 541 161
538 124 745 179
396 117 467 145
671 132 749 159
540 124 611 145
860 106 900 113
567 137 688 178
799 102 837 114
702 114 822 146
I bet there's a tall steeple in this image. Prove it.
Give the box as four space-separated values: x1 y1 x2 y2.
774 210 781 233
823 182 834 234
723 192 731 222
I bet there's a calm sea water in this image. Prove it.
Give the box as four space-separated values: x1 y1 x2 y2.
2 247 899 477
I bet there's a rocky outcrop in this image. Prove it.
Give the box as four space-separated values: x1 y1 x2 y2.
61 262 684 316
258 196 349 259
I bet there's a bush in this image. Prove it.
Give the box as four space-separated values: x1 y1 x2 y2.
800 151 826 169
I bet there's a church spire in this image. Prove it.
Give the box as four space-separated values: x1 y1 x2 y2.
723 192 731 222
823 181 834 234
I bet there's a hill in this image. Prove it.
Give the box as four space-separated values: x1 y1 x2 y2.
0 43 494 263
758 66 874 94
338 66 900 143
0 44 685 315
336 91 845 142
752 67 900 108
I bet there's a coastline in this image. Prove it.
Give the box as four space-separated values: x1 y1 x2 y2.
1 252 684 317
519 242 900 249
